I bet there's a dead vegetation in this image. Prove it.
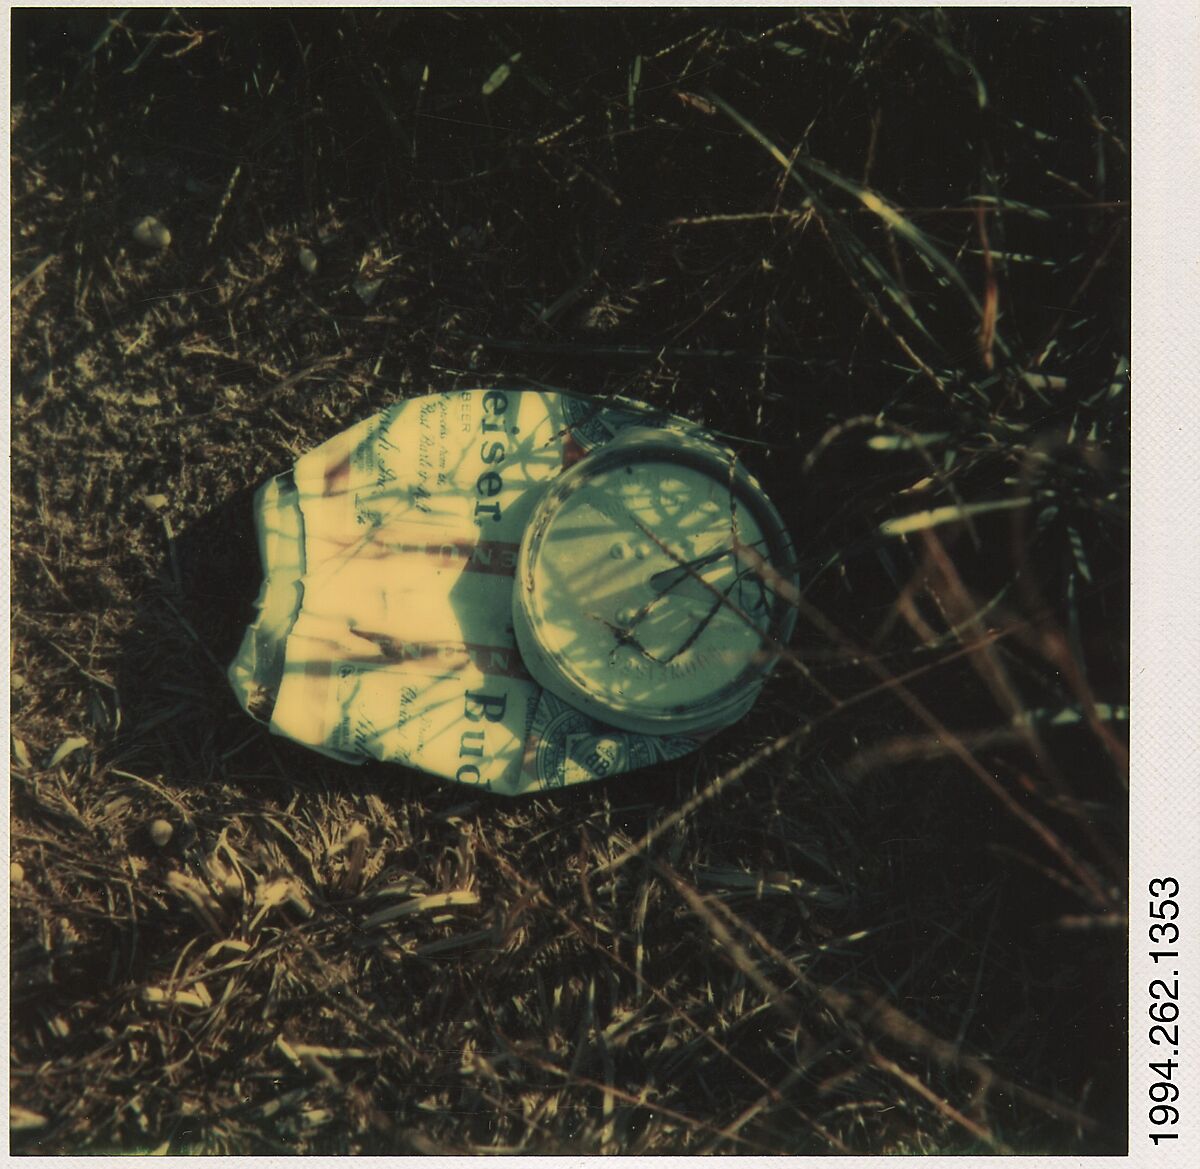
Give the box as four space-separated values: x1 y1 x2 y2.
10 8 1128 1154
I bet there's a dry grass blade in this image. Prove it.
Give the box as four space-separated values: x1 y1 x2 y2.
665 860 1105 1140
361 890 480 930
880 497 1031 537
706 90 1008 360
499 1039 792 1155
11 1106 50 1133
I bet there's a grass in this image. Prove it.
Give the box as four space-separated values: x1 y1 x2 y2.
10 7 1129 1155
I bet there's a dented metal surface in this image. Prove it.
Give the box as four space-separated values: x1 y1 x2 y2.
230 389 796 794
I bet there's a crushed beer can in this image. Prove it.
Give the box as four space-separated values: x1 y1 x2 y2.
229 389 798 795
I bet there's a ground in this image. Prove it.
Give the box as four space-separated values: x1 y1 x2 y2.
10 8 1129 1155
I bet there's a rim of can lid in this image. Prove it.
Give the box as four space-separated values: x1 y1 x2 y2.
513 426 798 737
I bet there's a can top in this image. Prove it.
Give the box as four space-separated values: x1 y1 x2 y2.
513 427 798 736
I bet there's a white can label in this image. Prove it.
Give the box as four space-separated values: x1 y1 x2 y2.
230 389 700 794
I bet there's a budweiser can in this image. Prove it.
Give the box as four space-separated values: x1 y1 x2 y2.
229 390 796 795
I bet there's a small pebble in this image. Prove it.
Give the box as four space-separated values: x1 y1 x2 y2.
353 275 383 306
149 819 174 848
131 215 171 250
11 861 25 884
298 246 319 275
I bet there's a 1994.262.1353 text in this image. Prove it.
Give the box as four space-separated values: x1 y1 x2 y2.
1147 877 1182 1146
